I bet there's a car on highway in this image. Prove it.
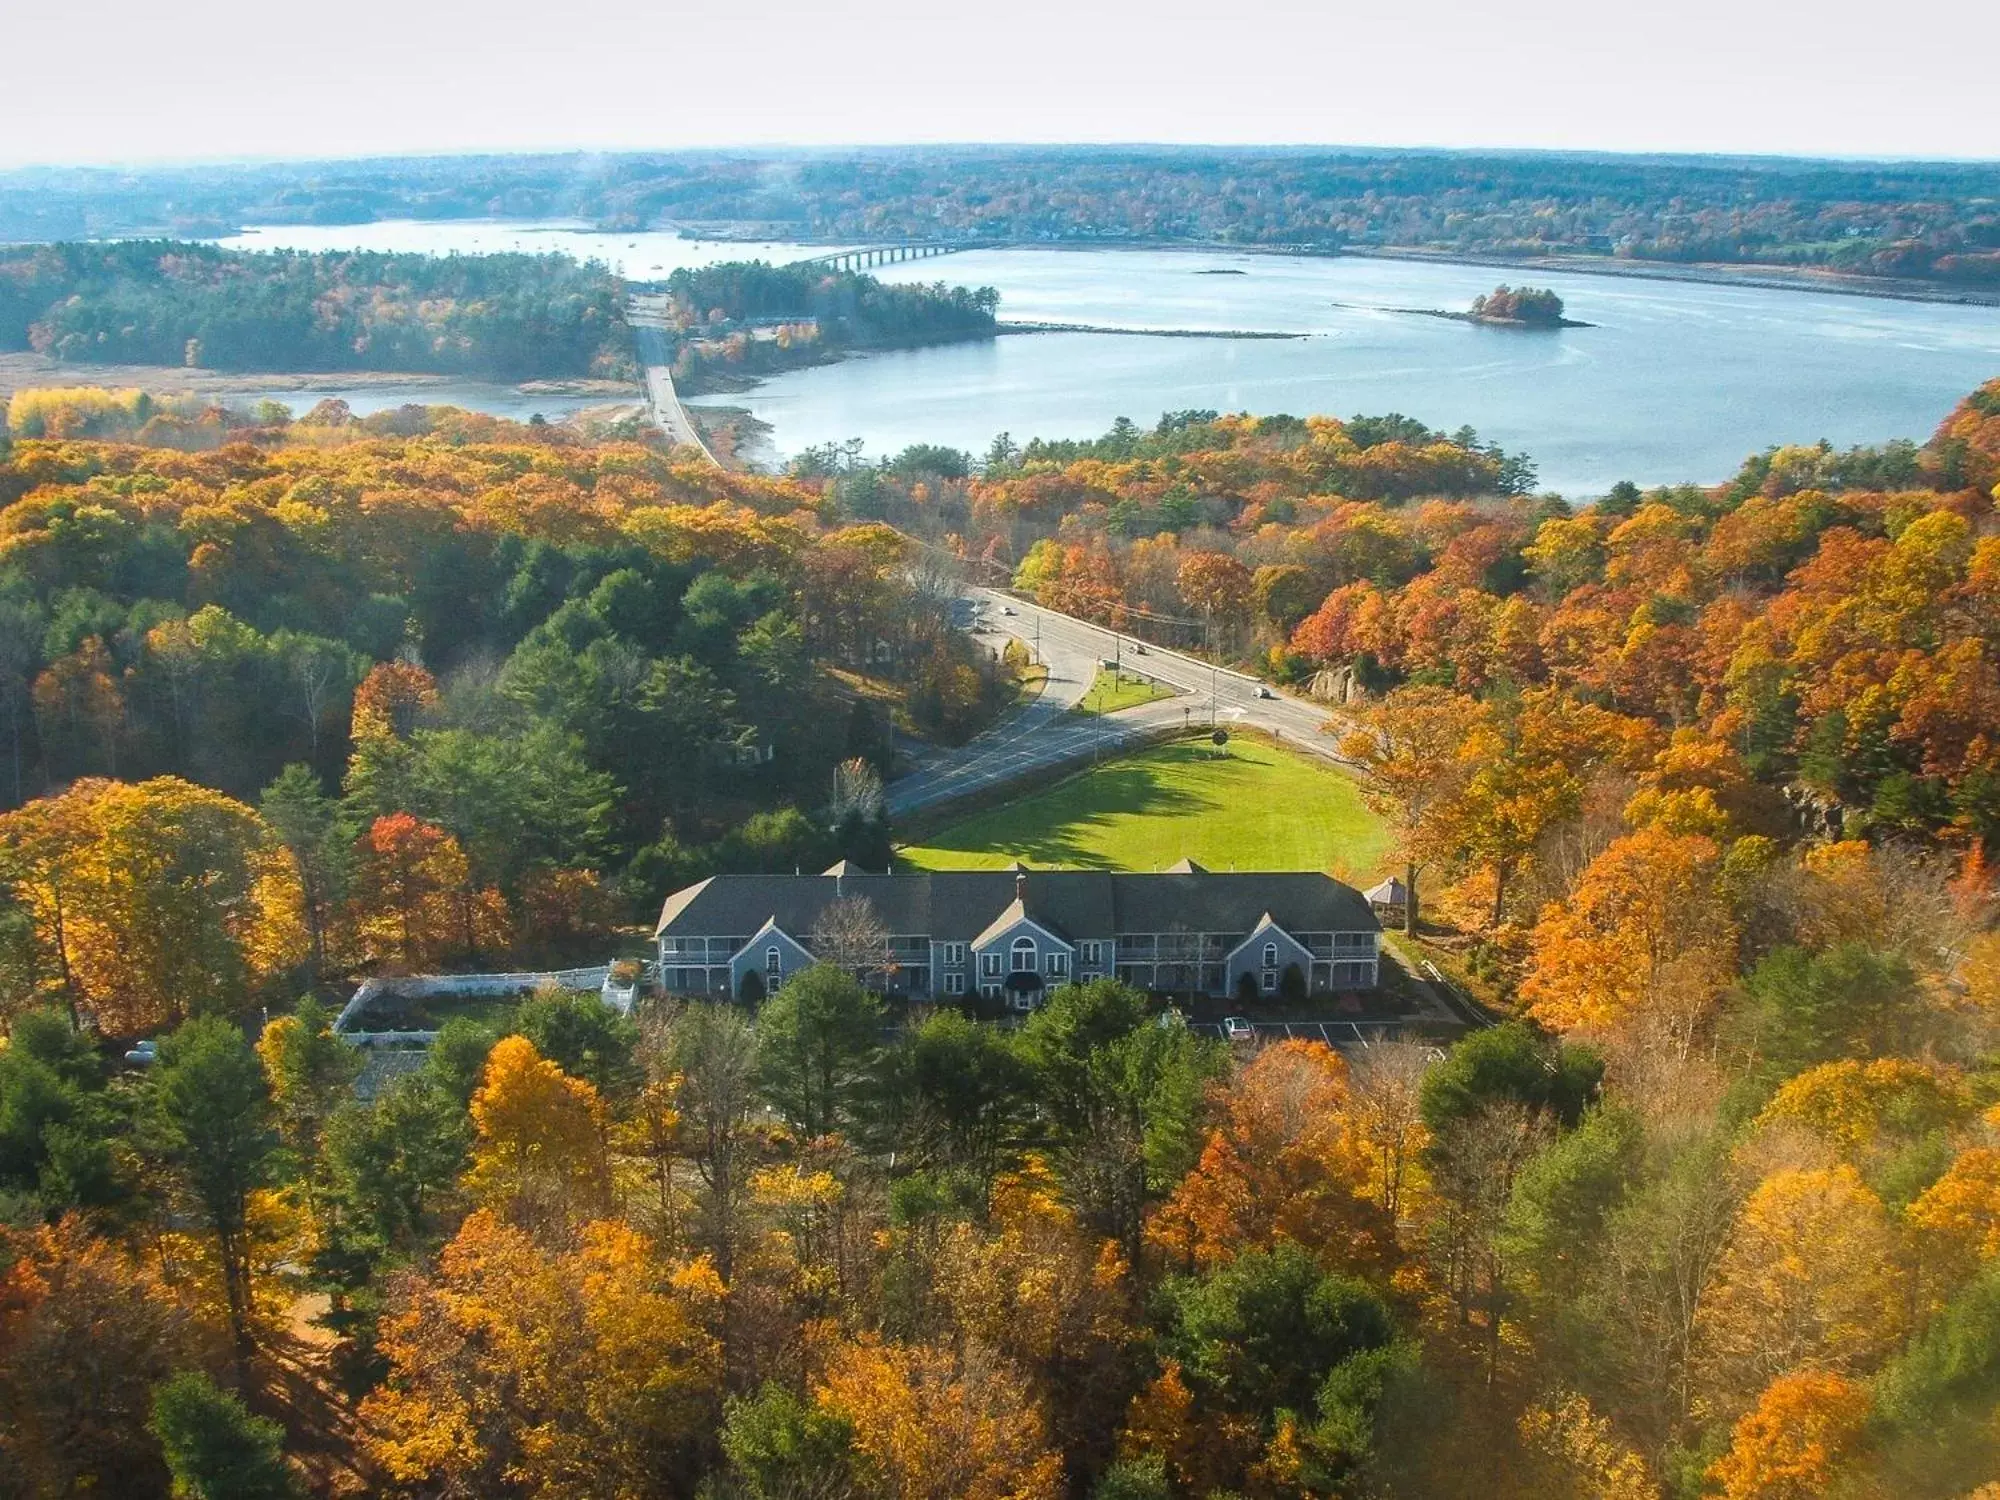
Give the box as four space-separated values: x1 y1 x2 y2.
1132 643 1147 654
1223 1016 1255 1042
1000 605 1016 615
1255 685 1275 699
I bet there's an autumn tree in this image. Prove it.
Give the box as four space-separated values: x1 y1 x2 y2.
1698 1165 1906 1407
933 1158 1138 1477
1707 1370 1870 1500
464 1035 611 1234
364 1211 724 1498
1148 1039 1392 1275
0 778 306 1035
349 812 473 971
0 1216 206 1496
812 1333 1065 1500
350 659 439 743
1339 685 1483 932
1520 825 1736 1058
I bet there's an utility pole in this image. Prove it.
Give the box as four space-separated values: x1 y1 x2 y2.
1210 662 1218 728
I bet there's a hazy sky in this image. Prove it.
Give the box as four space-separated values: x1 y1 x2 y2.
4 0 1995 167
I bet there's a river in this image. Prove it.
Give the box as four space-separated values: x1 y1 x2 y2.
217 224 2000 495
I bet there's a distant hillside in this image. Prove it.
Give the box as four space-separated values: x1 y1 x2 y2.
8 146 2000 285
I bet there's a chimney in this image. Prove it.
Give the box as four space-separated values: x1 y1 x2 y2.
1015 870 1027 902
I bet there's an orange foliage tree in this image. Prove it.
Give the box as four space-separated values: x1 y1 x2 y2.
1521 825 1735 1047
1148 1040 1392 1274
1707 1370 1871 1500
349 812 483 970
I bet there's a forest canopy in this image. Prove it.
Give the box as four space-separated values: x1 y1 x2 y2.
0 241 635 380
6 378 2000 1498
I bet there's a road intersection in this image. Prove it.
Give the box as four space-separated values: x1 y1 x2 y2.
885 587 1354 817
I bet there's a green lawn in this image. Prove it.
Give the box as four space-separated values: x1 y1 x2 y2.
899 737 1391 878
1073 667 1177 716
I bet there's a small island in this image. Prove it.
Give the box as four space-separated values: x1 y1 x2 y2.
1360 282 1594 329
1467 283 1585 326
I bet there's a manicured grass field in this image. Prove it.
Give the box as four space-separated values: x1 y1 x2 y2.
1073 667 1177 716
899 737 1391 877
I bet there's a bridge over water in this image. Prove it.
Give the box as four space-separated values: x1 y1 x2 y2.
801 242 963 272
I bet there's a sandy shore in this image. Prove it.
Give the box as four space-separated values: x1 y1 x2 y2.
0 352 640 404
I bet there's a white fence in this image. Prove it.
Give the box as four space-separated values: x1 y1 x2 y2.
335 965 620 1045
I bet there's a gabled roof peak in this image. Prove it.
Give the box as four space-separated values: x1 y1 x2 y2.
1163 857 1207 874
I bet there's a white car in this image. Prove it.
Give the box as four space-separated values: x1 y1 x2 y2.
1255 686 1275 699
1223 1016 1255 1042
1001 605 1017 616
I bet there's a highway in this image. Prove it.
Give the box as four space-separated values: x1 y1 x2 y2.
884 587 1354 817
627 296 723 465
968 588 1355 755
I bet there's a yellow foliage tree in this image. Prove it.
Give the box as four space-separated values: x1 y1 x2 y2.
1517 1390 1659 1500
812 1333 1064 1500
1755 1058 1970 1157
465 1036 611 1233
1908 1147 2000 1286
934 1157 1136 1469
1699 1165 1906 1406
363 1210 723 1498
0 777 305 1034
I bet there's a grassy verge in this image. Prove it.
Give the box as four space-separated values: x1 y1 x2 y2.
898 736 1390 875
1073 667 1176 716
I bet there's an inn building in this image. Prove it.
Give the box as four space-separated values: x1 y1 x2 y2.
654 860 1382 1008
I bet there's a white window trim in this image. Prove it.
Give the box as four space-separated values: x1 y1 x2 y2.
981 952 1003 977
945 972 966 995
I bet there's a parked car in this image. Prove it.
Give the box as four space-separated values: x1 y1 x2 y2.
1223 1016 1255 1042
123 1039 158 1067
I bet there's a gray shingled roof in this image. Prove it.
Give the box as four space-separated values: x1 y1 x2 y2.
657 870 1376 942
